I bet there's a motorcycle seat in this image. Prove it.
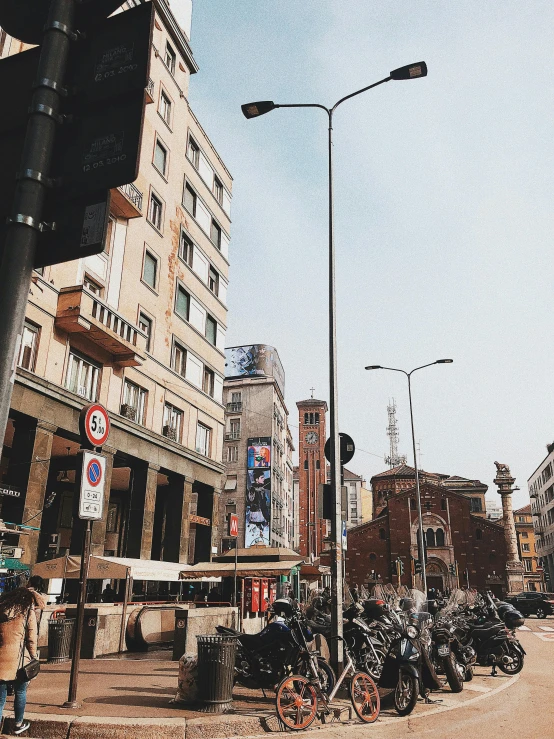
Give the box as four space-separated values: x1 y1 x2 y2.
472 624 504 639
238 632 265 650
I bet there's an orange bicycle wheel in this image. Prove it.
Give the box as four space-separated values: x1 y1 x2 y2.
275 674 318 731
350 671 380 723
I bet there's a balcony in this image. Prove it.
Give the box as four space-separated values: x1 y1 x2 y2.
56 286 147 367
226 402 242 413
145 78 155 104
534 522 545 535
225 431 241 441
110 182 143 219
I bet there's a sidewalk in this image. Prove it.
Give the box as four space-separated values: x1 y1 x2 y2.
0 657 518 739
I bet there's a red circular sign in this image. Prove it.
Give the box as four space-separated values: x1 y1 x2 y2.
81 403 110 447
86 458 103 487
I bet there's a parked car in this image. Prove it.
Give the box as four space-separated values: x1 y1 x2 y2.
506 592 554 619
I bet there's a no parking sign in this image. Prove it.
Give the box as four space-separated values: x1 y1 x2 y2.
79 450 106 520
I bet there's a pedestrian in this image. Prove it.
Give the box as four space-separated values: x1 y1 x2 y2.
26 576 47 628
101 584 116 603
0 587 39 735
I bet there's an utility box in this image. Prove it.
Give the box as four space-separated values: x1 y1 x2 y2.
65 608 99 659
260 579 269 612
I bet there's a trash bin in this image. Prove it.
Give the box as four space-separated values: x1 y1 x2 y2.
47 618 75 663
196 635 237 713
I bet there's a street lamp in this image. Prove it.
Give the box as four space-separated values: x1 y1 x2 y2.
243 61 428 670
365 359 453 594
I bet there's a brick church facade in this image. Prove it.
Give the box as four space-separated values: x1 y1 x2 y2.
346 480 508 596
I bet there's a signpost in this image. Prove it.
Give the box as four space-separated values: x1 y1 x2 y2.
79 403 110 450
228 513 239 608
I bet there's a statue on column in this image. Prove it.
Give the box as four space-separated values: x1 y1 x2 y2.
493 461 524 596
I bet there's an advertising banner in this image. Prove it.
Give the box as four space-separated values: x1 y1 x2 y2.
245 436 272 547
225 345 285 397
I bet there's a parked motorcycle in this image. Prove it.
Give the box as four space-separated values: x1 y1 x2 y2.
216 598 336 692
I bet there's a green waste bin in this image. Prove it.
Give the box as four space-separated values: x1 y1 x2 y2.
196 635 237 713
47 618 75 663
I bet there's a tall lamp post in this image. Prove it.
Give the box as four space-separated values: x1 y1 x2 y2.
365 359 453 594
242 61 428 669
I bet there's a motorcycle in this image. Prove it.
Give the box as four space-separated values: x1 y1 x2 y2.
216 598 336 692
342 602 388 680
430 617 465 692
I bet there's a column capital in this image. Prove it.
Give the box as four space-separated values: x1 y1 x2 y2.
36 420 57 434
102 444 117 457
148 462 161 472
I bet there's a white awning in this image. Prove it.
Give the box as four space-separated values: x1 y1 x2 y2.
33 555 193 582
180 559 304 579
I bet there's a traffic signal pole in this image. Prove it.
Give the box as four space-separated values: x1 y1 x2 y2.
0 0 75 447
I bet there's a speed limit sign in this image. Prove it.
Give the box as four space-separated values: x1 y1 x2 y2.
79 403 110 449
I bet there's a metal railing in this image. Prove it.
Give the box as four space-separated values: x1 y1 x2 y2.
225 431 241 440
226 402 242 413
118 182 143 212
90 295 144 347
146 78 155 98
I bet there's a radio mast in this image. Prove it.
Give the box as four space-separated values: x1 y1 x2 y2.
385 399 407 468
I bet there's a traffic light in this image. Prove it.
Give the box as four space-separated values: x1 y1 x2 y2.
449 564 456 575
398 558 404 575
414 559 423 574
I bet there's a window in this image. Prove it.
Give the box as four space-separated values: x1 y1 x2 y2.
426 528 436 547
436 528 445 546
159 91 172 125
517 516 526 523
205 314 217 345
187 138 199 169
521 531 528 538
213 177 223 204
165 42 176 74
196 422 211 456
179 229 193 266
304 460 308 470
476 529 482 540
142 250 158 289
171 341 187 377
315 413 320 424
148 192 163 230
227 446 238 463
65 350 100 401
210 220 221 249
229 418 240 439
175 284 190 321
203 366 215 396
83 275 103 296
138 312 152 352
441 498 447 510
208 266 219 296
231 391 241 404
522 543 530 552
379 528 386 540
184 183 197 216
316 459 320 470
18 321 40 371
154 139 168 176
122 380 147 424
523 558 533 572
163 402 183 441
106 502 119 533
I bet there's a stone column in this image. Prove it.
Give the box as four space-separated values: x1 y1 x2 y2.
10 420 57 566
493 461 525 595
90 446 116 556
162 474 188 563
125 462 159 560
210 487 222 557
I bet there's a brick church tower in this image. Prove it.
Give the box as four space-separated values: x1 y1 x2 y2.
296 397 327 558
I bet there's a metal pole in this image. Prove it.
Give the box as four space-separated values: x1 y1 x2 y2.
407 373 427 594
64 518 91 708
328 110 344 674
0 0 75 449
233 540 238 607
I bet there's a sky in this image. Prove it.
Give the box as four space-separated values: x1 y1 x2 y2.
173 1 554 510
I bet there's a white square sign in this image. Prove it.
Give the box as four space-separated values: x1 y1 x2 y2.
79 451 106 520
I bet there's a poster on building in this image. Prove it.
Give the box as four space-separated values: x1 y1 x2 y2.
225 345 285 396
245 437 272 547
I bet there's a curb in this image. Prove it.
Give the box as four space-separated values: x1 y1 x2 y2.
0 672 520 739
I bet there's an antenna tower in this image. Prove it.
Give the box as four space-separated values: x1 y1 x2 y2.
385 398 407 468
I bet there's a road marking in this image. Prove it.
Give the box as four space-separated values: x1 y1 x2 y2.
462 683 491 692
539 625 554 631
533 632 554 641
518 625 531 631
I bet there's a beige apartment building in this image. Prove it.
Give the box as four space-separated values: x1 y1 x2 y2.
0 0 232 586
220 346 296 553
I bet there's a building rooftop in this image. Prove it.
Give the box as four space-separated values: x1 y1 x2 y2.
514 504 531 514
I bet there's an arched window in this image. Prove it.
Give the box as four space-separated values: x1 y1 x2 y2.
476 529 482 540
379 528 386 540
316 459 320 470
303 459 308 470
435 528 445 546
411 497 416 509
370 552 377 561
441 498 447 510
304 413 309 424
315 412 320 425
426 528 436 547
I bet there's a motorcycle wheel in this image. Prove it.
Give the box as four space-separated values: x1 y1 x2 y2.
296 656 336 695
349 671 380 723
498 646 524 675
394 671 419 716
443 653 464 693
275 675 318 731
464 665 474 682
363 647 387 681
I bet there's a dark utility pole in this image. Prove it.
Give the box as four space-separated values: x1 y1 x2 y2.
0 0 75 447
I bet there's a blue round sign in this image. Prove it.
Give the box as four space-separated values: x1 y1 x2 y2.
86 459 102 487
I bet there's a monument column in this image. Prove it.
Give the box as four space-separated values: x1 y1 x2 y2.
493 461 525 595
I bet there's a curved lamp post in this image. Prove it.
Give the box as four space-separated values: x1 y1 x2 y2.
365 359 453 594
242 61 428 670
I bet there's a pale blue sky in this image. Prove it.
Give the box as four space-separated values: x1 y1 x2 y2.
174 1 554 508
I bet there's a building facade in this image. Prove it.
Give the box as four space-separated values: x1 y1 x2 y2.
0 0 231 579
346 481 508 596
514 505 545 592
220 346 295 552
343 469 365 529
528 443 554 591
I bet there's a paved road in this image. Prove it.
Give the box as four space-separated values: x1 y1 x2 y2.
309 618 553 739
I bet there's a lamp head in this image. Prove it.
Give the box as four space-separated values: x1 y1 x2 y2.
390 62 427 80
241 101 276 119
435 359 453 364
365 365 382 370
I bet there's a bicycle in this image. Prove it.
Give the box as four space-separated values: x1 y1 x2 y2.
275 636 380 731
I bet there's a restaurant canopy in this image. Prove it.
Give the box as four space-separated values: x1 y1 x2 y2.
180 559 304 580
33 555 192 582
